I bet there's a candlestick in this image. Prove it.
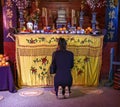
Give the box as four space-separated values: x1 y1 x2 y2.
79 11 84 28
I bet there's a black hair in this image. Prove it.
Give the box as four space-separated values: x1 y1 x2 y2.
58 38 67 50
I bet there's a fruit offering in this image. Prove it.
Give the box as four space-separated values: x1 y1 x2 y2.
0 54 9 67
85 27 93 34
20 26 33 33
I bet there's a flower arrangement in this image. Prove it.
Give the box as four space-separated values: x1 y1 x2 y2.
24 8 40 22
30 8 40 22
86 0 107 11
12 0 29 10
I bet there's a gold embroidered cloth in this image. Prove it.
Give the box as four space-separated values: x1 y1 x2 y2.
15 34 103 87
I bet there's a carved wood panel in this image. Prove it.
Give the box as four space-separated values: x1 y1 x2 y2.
37 1 106 29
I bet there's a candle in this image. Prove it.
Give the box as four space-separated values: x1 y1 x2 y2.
71 9 75 26
44 8 48 27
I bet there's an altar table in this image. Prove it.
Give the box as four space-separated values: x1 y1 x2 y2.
15 34 103 87
0 66 17 93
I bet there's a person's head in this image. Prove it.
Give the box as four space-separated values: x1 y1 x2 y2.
58 38 67 50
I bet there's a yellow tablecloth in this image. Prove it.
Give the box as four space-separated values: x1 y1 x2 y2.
15 34 103 87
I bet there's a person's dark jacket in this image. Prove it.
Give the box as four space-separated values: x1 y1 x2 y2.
52 50 74 87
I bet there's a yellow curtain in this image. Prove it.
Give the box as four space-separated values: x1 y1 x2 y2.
15 34 103 87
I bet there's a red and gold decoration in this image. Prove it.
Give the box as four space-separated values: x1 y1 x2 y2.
3 0 17 42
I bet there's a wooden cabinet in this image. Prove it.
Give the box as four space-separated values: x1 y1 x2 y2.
36 1 106 29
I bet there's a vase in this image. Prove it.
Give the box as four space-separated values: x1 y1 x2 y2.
19 9 24 31
27 21 33 31
79 11 84 28
34 21 38 31
91 12 97 32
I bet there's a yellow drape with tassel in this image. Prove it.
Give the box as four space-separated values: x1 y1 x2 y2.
15 34 103 87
